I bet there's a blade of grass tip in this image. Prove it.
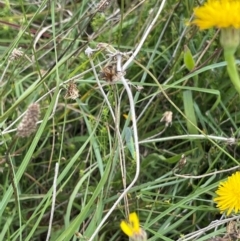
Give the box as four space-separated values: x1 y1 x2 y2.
183 90 198 135
183 90 204 161
184 45 195 72
183 45 198 86
64 165 98 227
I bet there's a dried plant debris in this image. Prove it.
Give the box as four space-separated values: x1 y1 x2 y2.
160 111 173 127
226 221 240 240
17 103 40 138
99 64 119 82
208 221 240 241
208 238 226 241
97 0 111 12
173 154 187 173
64 81 79 100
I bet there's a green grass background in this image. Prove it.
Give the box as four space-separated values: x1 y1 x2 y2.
1 0 240 240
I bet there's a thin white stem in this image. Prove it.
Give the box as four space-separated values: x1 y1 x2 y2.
136 93 156 122
144 126 168 141
46 162 59 241
139 134 236 145
122 0 167 71
115 87 129 216
174 165 240 179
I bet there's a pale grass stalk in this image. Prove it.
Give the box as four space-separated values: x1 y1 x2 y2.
125 0 146 15
136 94 156 123
47 117 56 173
111 86 129 216
139 134 236 145
118 88 130 216
143 126 168 141
195 29 220 66
46 162 59 241
174 165 240 179
88 57 116 122
33 17 72 50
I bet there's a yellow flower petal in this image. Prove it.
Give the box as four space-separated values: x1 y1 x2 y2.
192 0 240 30
214 172 240 215
120 220 134 237
129 212 140 233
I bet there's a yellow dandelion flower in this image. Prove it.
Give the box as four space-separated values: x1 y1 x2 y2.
192 0 240 30
192 0 240 95
192 0 240 51
120 212 147 241
214 172 240 216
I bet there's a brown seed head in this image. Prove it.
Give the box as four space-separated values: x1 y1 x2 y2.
160 111 173 127
99 65 118 82
17 103 40 138
9 48 24 63
64 81 79 100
